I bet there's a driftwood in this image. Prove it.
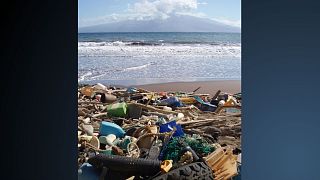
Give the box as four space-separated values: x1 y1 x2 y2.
78 101 110 105
128 102 179 115
91 112 108 118
143 112 169 120
185 111 198 118
215 105 241 114
192 86 201 93
212 90 221 100
178 119 221 125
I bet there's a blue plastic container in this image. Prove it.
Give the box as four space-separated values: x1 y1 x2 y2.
99 121 125 138
159 120 184 137
159 97 183 107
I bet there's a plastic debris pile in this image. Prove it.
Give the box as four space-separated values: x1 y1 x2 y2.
78 83 242 180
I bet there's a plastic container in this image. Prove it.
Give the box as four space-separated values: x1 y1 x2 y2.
94 83 107 90
107 102 127 117
99 134 117 145
159 97 182 107
99 121 125 137
159 120 184 137
127 104 142 119
101 93 117 103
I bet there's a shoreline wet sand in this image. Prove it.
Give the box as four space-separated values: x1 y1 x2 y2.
136 80 241 95
80 80 241 95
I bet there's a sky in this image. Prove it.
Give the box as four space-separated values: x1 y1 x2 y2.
78 0 241 28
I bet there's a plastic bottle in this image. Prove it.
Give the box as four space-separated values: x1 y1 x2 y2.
94 83 107 90
99 121 125 137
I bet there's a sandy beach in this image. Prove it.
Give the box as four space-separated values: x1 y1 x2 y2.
136 80 241 95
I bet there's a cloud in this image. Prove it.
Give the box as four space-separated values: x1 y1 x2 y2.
211 18 241 28
79 0 199 26
197 2 208 5
127 0 198 20
79 0 240 28
175 11 207 18
79 13 125 27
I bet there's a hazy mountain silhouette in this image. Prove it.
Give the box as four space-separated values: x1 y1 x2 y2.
79 15 240 33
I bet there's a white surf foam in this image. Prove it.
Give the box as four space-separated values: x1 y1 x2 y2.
78 72 92 82
123 63 154 71
78 42 241 58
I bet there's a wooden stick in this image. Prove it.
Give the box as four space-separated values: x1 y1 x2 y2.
212 90 221 100
192 86 201 93
128 102 179 115
178 118 220 125
91 112 108 118
78 101 110 105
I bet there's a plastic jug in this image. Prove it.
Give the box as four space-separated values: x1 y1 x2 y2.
99 121 125 137
107 102 127 117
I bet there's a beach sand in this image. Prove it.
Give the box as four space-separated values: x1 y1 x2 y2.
136 80 241 95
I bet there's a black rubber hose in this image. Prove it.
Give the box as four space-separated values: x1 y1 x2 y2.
88 154 161 176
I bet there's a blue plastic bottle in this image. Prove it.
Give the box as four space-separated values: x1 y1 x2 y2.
99 121 125 138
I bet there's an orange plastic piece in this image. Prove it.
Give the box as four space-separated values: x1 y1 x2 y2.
81 87 94 97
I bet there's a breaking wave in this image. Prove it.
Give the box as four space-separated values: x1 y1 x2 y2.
123 62 155 71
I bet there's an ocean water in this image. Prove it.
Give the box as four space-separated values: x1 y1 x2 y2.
78 32 241 86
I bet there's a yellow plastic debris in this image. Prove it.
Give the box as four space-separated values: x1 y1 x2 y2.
161 160 173 173
223 96 237 106
204 147 238 180
179 97 196 105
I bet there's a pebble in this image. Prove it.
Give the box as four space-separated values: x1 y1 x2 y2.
81 124 94 136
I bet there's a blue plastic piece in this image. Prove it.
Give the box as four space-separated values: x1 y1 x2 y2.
78 163 100 180
159 120 184 137
194 96 217 112
126 87 137 94
159 97 183 107
99 121 125 138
